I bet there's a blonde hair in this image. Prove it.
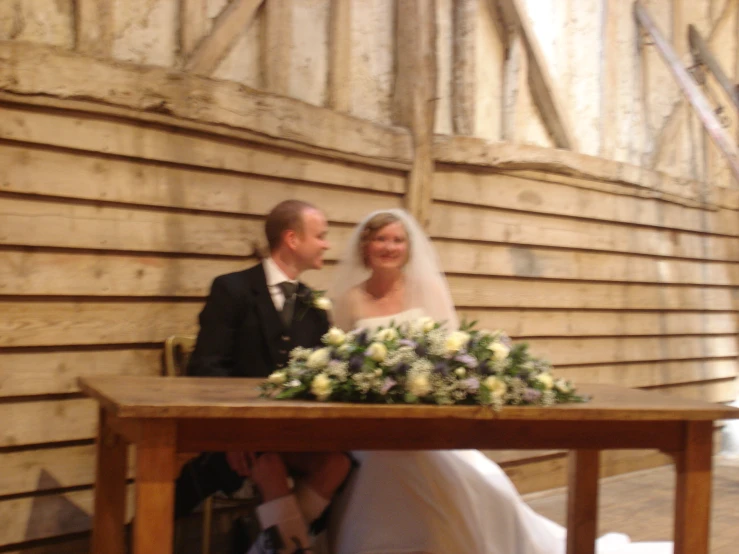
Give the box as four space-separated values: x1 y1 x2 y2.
358 212 409 267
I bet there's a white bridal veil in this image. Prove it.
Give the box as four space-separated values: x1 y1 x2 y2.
330 208 459 330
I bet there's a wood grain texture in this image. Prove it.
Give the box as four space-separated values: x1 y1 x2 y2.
566 450 599 554
463 309 738 338
0 444 134 497
394 0 437 228
0 142 403 221
185 0 263 75
179 0 208 57
91 408 127 554
439 242 738 285
0 196 353 259
432 168 738 236
0 42 413 165
327 0 351 112
132 420 176 554
497 0 577 149
430 203 738 261
447 275 734 311
452 0 477 135
262 0 291 95
432 136 735 209
0 349 161 398
75 0 113 57
1 399 97 447
0 104 408 192
0 486 134 546
674 420 714 554
78 376 739 422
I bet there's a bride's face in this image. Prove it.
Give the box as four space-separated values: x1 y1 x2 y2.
366 221 409 272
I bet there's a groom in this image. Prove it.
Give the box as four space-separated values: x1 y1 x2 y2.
175 200 350 552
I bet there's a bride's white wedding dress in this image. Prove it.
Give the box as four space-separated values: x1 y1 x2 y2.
328 309 673 554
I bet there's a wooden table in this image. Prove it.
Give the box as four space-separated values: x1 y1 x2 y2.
79 375 739 554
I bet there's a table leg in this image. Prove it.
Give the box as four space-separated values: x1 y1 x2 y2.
91 408 128 554
674 420 713 554
566 449 599 554
133 420 177 554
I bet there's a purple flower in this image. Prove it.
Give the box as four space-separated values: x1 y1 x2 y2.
523 388 542 403
414 343 428 357
354 329 369 346
391 362 410 375
478 360 493 375
399 339 417 348
454 354 478 369
348 355 363 372
460 377 480 392
380 377 397 395
433 361 450 377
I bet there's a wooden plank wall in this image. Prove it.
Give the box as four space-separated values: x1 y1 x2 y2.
0 94 407 550
431 135 739 490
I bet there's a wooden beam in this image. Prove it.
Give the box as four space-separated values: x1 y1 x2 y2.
452 0 477 135
432 135 729 208
327 0 351 112
496 0 577 150
0 42 413 166
486 0 510 47
501 33 526 141
184 0 263 75
600 0 621 159
689 24 739 110
179 0 208 58
75 0 113 57
393 0 437 227
566 450 600 554
262 0 292 95
634 1 739 184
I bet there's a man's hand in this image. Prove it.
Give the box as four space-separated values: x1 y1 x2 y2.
229 452 292 502
225 451 252 477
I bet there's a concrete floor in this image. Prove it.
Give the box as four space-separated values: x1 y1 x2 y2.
524 454 739 554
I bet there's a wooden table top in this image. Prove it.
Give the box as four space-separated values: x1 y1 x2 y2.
78 376 739 422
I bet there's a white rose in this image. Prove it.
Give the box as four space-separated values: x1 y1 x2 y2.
374 327 399 342
337 343 353 357
314 296 332 311
418 317 436 332
489 342 510 361
444 331 470 354
555 378 570 394
310 373 333 401
324 327 346 346
408 375 432 397
536 373 554 390
306 347 331 369
365 342 388 362
454 367 466 378
483 376 507 398
267 371 287 385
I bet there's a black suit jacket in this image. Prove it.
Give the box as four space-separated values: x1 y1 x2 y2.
187 263 330 378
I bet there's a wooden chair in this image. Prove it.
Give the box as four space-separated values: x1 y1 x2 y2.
163 335 260 554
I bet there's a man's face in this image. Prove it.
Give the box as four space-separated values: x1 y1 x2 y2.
292 209 330 271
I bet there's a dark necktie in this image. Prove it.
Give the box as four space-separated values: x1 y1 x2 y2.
277 281 298 327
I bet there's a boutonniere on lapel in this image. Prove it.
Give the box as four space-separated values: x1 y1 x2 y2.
295 288 332 320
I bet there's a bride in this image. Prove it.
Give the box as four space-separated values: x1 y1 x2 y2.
326 209 672 554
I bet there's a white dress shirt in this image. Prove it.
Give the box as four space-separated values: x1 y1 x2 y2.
263 257 298 311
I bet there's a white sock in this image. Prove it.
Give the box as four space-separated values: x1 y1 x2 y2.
293 483 330 524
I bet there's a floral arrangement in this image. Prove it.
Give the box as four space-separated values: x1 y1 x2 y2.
260 318 587 408
295 288 332 320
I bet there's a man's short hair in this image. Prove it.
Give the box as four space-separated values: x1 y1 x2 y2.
265 200 318 252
